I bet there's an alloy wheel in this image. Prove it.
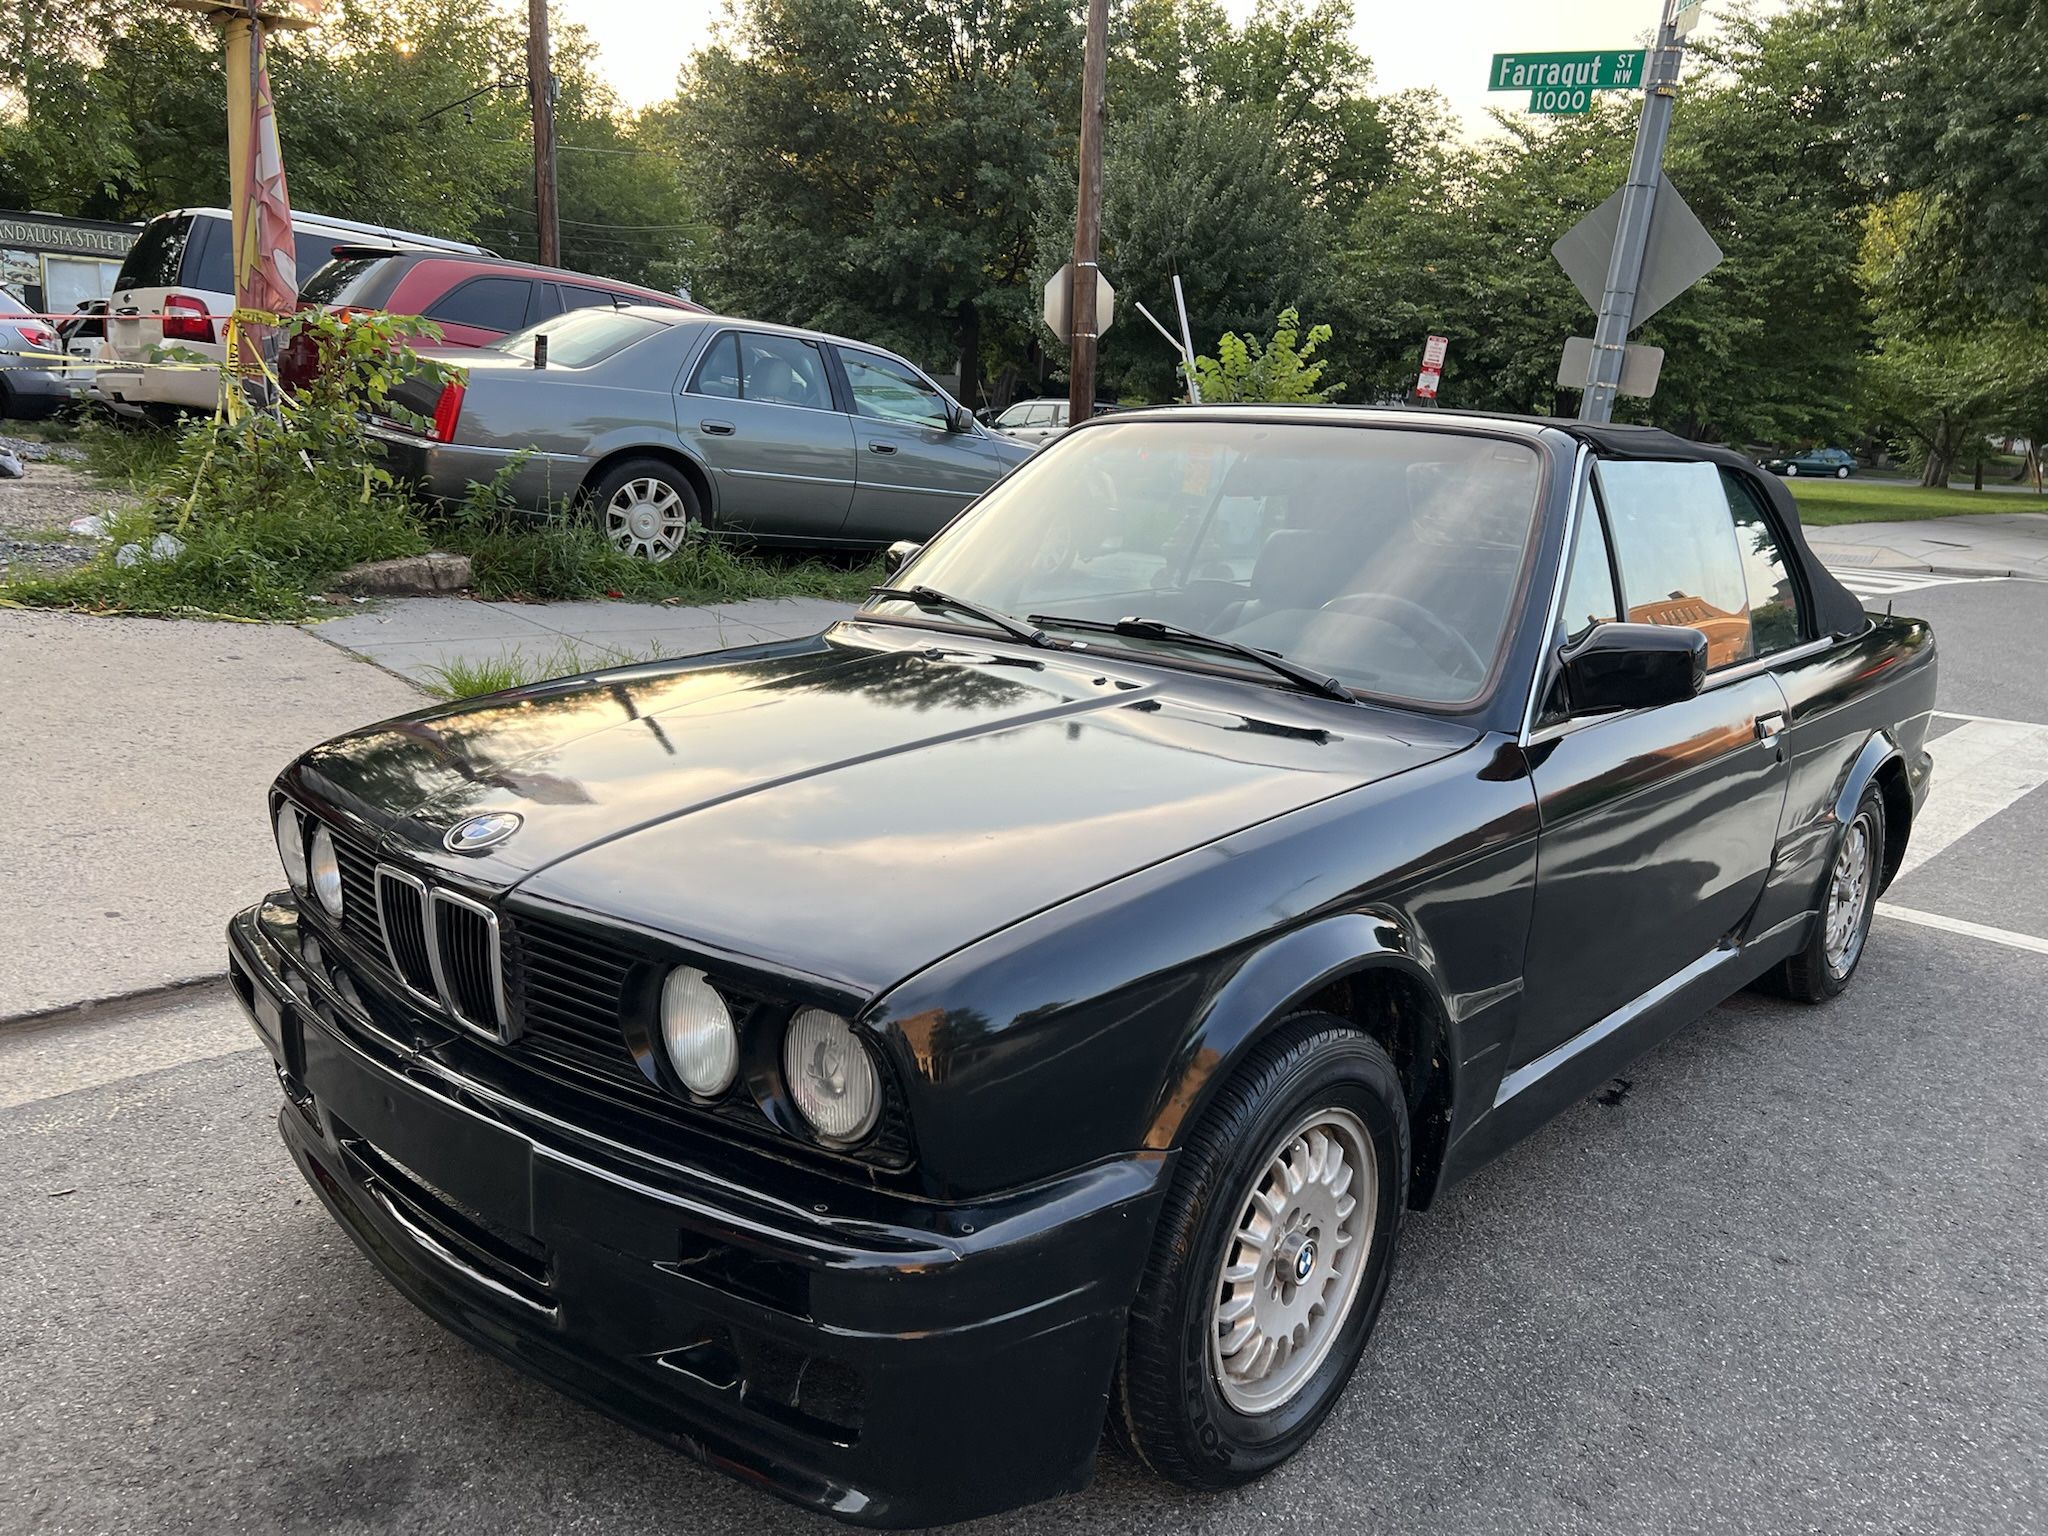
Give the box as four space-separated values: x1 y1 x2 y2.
1208 1106 1376 1415
1824 811 1876 976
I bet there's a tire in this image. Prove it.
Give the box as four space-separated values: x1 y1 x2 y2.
1785 463 1799 476
1115 1015 1409 1490
1836 466 1851 479
1778 784 1885 1002
587 457 703 563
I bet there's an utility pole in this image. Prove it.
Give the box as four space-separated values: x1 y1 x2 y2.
527 0 559 267
1579 0 1689 423
1067 0 1108 428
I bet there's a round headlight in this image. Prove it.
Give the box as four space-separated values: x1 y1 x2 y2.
308 824 344 917
274 801 308 892
784 1007 879 1143
661 966 738 1097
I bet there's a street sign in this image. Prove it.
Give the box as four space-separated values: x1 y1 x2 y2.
1043 263 1115 338
1557 336 1665 398
1552 173 1723 330
1529 87 1594 115
1416 334 1449 399
1488 50 1645 92
1671 0 1707 38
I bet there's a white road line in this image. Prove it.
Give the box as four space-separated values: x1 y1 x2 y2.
1877 903 2048 957
1827 568 2007 598
1935 709 2048 728
1894 718 2048 880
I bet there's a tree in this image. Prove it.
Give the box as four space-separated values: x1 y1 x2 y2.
1852 0 2048 318
1032 98 1332 402
664 0 1080 398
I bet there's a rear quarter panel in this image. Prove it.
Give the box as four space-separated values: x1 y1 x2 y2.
1750 615 1937 938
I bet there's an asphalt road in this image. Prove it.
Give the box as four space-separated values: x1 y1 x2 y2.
4 576 2044 1536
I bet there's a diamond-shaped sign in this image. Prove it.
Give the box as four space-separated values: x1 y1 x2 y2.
1552 175 1723 331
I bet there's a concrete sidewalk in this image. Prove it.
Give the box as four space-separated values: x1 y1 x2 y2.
1808 512 2048 579
0 610 421 1020
301 594 857 687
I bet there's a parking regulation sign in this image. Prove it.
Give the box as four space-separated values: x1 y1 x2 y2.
1416 334 1449 399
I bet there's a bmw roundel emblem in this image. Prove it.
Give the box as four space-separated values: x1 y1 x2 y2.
444 812 522 853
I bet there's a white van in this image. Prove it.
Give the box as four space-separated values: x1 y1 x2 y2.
94 208 489 416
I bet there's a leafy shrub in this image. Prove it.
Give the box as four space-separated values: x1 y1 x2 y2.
1193 308 1342 404
4 310 443 619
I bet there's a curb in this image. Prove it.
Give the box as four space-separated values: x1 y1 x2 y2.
0 973 231 1036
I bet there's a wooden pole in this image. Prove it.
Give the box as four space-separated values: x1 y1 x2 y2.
1067 0 1107 427
528 0 558 267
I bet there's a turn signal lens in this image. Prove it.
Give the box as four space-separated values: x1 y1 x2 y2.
783 1008 879 1143
308 824 344 917
660 966 738 1097
274 801 308 892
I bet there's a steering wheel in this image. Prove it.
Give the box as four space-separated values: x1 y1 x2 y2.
1320 592 1488 683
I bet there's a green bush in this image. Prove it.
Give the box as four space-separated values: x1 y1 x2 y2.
4 310 441 619
1193 309 1341 404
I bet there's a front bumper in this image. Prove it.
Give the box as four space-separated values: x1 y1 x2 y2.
228 897 1165 1527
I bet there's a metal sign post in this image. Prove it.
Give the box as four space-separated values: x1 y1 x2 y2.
1578 0 1691 423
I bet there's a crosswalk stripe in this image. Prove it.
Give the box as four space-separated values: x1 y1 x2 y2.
1894 717 2048 880
1827 568 2005 598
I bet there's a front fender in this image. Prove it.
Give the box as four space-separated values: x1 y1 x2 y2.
1140 911 1449 1153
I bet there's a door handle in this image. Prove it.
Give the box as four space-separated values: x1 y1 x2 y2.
1754 711 1786 741
868 442 897 455
114 305 140 316
700 419 735 436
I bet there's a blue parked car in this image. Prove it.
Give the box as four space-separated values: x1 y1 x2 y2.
1765 446 1856 479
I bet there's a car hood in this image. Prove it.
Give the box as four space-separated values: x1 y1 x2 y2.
293 625 1478 998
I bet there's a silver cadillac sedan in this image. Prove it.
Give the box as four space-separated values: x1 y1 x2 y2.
374 308 1034 557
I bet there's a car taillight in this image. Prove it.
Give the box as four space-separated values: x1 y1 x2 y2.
162 294 214 343
431 380 466 442
14 323 55 350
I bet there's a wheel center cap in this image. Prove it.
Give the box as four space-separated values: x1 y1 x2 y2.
1278 1231 1317 1285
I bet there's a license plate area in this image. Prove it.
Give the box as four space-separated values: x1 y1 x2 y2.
300 1022 536 1240
334 1120 556 1313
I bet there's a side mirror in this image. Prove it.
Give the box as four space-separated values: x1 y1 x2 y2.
884 540 922 577
946 402 974 433
1558 622 1706 716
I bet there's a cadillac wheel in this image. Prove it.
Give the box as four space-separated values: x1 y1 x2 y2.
1115 1019 1408 1488
592 457 701 561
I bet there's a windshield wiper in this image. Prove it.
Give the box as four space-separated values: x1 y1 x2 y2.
1027 614 1357 703
869 585 1055 649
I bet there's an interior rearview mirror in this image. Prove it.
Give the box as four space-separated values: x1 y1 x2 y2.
1558 622 1706 716
885 540 922 577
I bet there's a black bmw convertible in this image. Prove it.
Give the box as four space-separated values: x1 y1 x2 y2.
232 406 1935 1526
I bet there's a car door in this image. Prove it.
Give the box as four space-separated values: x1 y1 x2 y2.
1517 459 1792 1065
679 329 856 539
834 346 1002 540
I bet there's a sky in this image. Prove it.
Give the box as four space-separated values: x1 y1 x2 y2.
559 0 1721 133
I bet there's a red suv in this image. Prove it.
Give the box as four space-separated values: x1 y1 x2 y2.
295 248 702 348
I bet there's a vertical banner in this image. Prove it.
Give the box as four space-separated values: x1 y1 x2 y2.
233 19 299 382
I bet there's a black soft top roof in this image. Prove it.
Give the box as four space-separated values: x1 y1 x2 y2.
1532 417 1868 641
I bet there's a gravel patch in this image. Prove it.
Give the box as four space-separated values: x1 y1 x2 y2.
0 459 136 579
0 431 88 465
0 462 133 535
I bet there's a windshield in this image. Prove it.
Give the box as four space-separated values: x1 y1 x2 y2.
879 420 1545 707
490 307 666 368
